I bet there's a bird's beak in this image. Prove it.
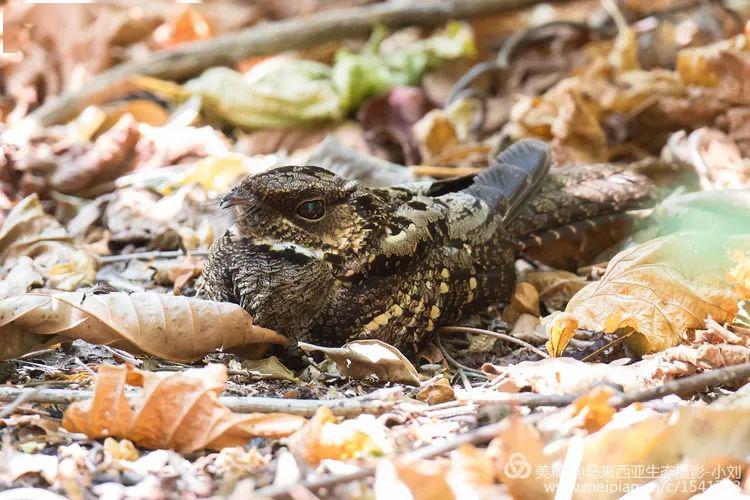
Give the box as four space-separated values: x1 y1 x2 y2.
220 190 252 210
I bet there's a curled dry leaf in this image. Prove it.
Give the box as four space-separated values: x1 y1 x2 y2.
288 406 392 466
544 311 577 358
63 364 304 453
561 233 743 354
523 270 588 312
0 291 286 362
298 339 420 386
240 356 297 382
416 377 455 405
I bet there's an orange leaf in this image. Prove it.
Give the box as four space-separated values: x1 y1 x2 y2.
62 364 304 453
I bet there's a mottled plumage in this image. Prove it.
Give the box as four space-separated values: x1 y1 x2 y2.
200 140 655 350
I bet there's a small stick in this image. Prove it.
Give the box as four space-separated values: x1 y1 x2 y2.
435 333 487 377
257 411 550 498
24 0 547 127
0 387 42 420
608 361 750 408
440 325 550 359
97 249 209 264
0 387 393 418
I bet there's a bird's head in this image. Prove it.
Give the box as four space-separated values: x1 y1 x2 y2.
221 165 382 258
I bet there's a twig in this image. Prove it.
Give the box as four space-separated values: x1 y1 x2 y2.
0 387 42 420
580 331 633 362
0 387 394 418
435 333 486 377
257 411 549 498
608 361 750 408
24 0 547 127
440 325 550 359
97 249 209 264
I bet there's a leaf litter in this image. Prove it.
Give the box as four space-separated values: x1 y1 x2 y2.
3 0 750 498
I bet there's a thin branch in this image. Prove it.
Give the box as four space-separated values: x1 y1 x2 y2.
440 325 550 359
24 0 547 127
608 361 750 408
435 332 487 377
0 387 393 418
97 249 209 264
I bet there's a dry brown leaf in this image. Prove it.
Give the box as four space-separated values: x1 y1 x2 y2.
482 339 750 395
511 282 540 317
0 291 286 362
523 270 588 311
544 311 577 358
63 364 304 453
288 407 392 466
661 128 750 191
298 339 420 386
563 233 742 354
416 378 455 405
51 115 140 194
0 194 96 290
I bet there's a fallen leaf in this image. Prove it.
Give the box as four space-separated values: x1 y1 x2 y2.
0 291 286 362
544 311 577 358
511 282 540 317
416 378 455 405
358 86 433 164
0 194 96 290
0 257 43 299
375 445 499 499
412 98 482 162
482 339 750 395
661 128 750 191
63 364 304 452
288 406 392 466
570 386 617 433
51 114 140 194
241 356 297 382
152 6 212 49
523 270 588 311
298 339 420 386
563 233 743 354
103 437 139 462
99 100 169 133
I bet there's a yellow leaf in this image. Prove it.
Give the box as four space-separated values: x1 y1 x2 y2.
544 311 578 357
571 386 617 433
166 154 250 194
289 407 392 465
564 233 743 354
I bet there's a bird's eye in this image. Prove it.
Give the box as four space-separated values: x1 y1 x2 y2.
296 199 325 220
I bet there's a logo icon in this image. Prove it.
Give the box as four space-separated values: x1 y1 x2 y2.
504 452 532 479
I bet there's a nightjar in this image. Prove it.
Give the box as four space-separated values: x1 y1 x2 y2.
200 139 655 350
